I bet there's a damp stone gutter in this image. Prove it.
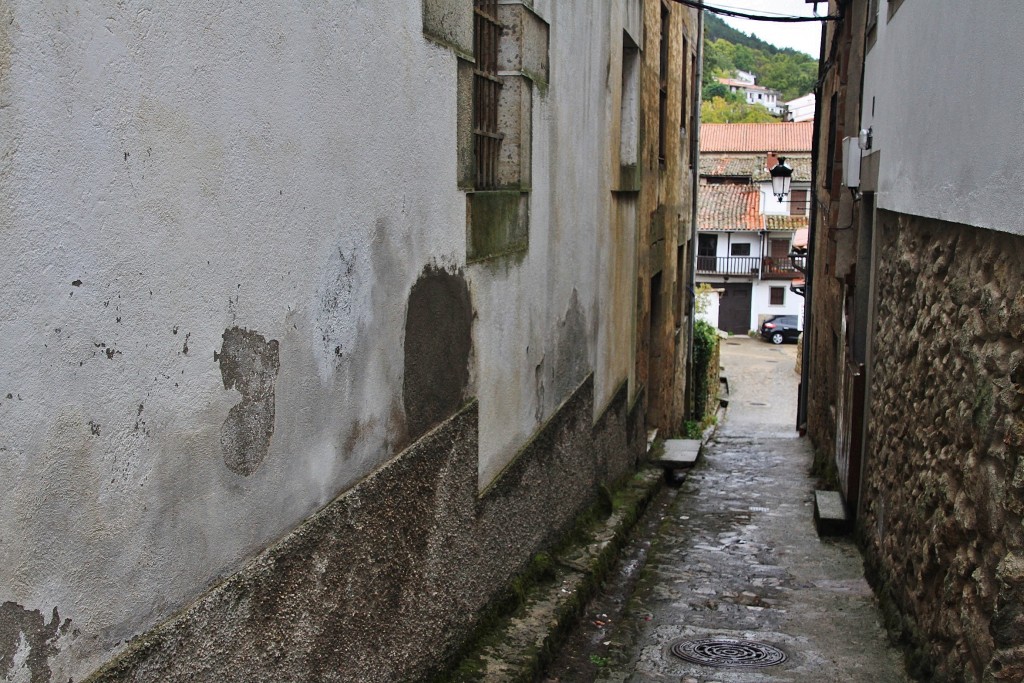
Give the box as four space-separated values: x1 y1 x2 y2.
433 467 665 682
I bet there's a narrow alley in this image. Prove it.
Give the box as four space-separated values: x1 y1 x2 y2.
551 337 910 682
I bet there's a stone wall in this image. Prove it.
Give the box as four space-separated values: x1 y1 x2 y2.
860 211 1024 682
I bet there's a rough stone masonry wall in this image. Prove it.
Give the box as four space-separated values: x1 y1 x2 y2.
860 210 1024 682
78 376 644 683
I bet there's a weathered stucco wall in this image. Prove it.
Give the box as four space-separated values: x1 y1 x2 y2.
861 211 1024 682
860 0 1024 236
0 1 694 680
1 2 466 679
82 380 644 682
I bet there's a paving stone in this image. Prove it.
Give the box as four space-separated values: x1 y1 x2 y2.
593 338 910 683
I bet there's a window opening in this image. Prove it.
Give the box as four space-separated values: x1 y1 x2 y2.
473 0 503 189
658 2 670 167
770 287 785 306
790 189 809 215
620 34 641 166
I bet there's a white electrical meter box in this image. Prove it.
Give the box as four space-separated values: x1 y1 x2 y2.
842 136 861 189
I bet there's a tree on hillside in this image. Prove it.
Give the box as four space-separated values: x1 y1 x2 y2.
702 22 819 103
701 96 779 124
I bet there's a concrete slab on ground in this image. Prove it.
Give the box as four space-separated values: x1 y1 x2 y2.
656 439 702 469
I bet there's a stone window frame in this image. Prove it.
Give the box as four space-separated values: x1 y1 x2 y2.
617 30 643 193
422 0 550 264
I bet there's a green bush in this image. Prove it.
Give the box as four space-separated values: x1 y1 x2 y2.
692 320 719 421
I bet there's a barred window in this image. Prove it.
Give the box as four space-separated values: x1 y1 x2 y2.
473 0 503 189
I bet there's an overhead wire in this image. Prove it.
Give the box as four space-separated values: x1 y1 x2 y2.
669 0 840 22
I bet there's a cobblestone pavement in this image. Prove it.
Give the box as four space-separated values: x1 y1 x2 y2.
593 337 911 683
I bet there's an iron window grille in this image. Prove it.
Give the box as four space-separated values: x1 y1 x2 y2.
473 0 503 189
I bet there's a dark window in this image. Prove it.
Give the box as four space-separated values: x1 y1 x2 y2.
790 189 809 215
658 1 670 166
620 33 641 167
680 35 688 135
731 243 751 256
473 0 503 189
689 53 697 168
769 239 789 259
825 92 838 190
698 234 717 256
770 287 785 306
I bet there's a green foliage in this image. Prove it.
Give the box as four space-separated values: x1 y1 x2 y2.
692 320 719 421
589 655 609 667
701 15 819 106
705 13 794 56
701 96 778 124
694 282 715 317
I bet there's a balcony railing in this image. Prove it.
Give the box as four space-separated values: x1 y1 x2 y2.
695 256 802 278
696 256 760 276
762 257 801 278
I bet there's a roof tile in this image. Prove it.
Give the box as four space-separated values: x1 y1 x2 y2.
698 185 762 232
699 122 813 153
699 153 812 182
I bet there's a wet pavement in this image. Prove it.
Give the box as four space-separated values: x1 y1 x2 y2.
544 336 911 682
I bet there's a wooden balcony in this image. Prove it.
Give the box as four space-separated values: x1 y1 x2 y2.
696 256 760 276
695 255 803 279
761 257 802 279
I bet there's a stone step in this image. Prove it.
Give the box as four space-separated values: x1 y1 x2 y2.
656 439 702 470
813 490 851 536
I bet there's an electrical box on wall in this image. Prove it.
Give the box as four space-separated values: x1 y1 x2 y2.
842 137 861 189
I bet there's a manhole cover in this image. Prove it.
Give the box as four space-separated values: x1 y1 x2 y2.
670 637 788 668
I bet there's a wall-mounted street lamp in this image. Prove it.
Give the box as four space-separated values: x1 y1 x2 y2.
769 156 793 203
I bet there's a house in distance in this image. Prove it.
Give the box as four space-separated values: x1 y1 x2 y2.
696 122 812 334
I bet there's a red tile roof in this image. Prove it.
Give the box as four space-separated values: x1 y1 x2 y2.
698 185 762 232
765 215 808 231
700 153 812 182
700 122 813 153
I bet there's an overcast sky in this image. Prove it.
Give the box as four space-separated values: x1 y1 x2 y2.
713 0 825 58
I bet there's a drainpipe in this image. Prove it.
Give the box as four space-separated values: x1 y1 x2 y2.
685 7 704 421
797 8 830 434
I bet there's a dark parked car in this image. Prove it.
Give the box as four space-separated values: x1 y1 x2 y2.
760 315 801 344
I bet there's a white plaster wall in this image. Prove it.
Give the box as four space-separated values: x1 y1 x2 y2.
696 288 722 330
714 232 759 258
860 0 1024 235
0 2 465 678
761 181 811 215
752 281 804 330
0 0 654 676
473 1 620 486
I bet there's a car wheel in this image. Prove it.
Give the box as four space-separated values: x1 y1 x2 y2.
771 332 784 345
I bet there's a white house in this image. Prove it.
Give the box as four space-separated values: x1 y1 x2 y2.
785 93 815 122
696 123 813 334
717 76 785 116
